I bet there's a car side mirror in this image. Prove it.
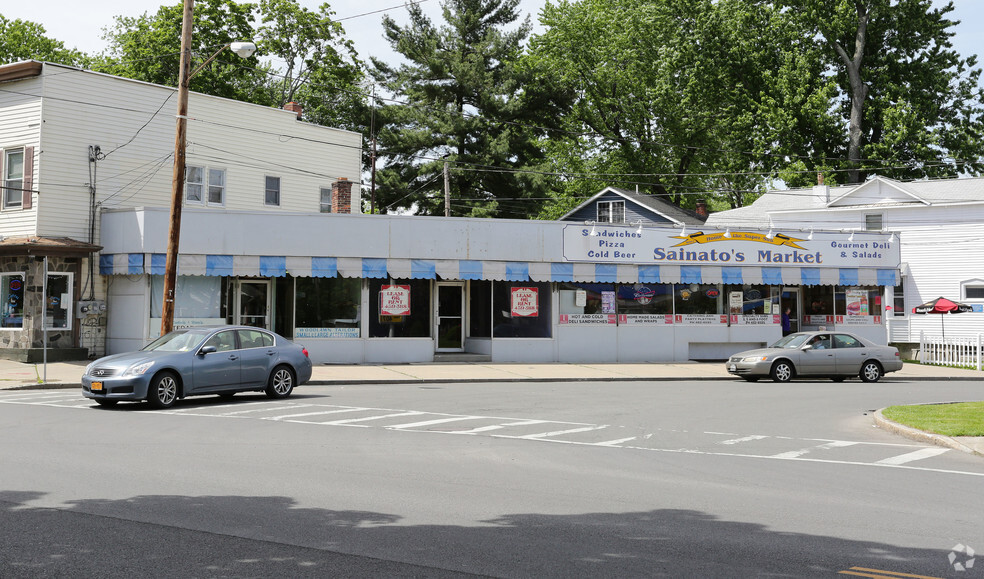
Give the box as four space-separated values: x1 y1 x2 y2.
199 345 217 355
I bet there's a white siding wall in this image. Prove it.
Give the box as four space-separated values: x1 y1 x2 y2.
37 65 362 245
0 76 41 236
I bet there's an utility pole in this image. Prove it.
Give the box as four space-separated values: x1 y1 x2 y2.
444 159 450 217
160 0 194 336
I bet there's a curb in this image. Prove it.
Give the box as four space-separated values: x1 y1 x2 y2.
873 408 982 457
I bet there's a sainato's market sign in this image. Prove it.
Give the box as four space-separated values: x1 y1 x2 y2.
562 225 899 269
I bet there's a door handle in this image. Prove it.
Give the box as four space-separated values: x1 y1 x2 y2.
266 350 275 356
228 355 239 361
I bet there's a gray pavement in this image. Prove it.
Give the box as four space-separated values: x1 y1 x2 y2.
2 357 981 456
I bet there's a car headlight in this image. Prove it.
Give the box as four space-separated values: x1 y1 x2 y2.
742 356 768 363
83 362 96 376
123 361 155 376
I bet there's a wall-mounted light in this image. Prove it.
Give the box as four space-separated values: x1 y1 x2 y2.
889 232 897 243
807 228 814 241
587 221 598 236
680 223 687 237
724 228 731 238
635 221 644 234
848 230 855 242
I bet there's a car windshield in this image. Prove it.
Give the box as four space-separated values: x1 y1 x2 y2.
770 333 811 349
142 330 208 352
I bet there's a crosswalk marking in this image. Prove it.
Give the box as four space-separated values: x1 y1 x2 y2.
876 447 950 465
318 411 425 425
720 435 769 445
448 419 550 434
507 425 609 440
266 408 367 421
594 437 638 447
771 440 858 459
387 416 483 429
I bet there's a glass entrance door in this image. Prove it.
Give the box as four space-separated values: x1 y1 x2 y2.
782 287 800 334
236 280 271 329
436 283 464 351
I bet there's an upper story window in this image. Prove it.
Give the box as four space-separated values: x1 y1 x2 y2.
265 176 281 206
186 166 226 206
3 148 25 209
597 200 625 223
965 285 984 300
320 186 332 213
864 213 883 231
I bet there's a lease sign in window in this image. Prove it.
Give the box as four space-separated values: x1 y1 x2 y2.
511 287 539 317
379 285 411 316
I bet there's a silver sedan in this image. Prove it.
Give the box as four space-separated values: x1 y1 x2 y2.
81 325 313 408
726 331 903 383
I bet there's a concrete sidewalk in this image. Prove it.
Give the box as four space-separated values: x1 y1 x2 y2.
3 358 981 457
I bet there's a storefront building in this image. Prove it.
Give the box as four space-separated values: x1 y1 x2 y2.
98 207 901 364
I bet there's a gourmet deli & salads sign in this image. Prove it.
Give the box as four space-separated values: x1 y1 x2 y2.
562 225 899 269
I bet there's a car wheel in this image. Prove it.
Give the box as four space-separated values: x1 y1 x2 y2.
266 365 295 399
770 360 794 383
860 361 883 383
147 371 179 409
95 399 118 407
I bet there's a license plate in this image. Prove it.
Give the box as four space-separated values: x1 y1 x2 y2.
728 364 736 372
91 382 103 391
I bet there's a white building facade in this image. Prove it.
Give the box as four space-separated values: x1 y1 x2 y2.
705 176 984 345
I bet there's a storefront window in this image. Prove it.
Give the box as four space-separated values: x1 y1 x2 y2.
1 273 25 329
558 282 615 326
150 276 223 319
617 283 673 325
725 285 778 325
469 280 491 338
368 278 431 338
294 277 361 338
801 286 834 326
673 284 724 316
836 286 883 324
45 272 72 330
493 281 552 338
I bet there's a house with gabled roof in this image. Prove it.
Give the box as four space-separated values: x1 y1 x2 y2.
560 186 708 228
705 176 984 343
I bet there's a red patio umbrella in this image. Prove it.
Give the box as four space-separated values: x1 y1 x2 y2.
912 297 973 339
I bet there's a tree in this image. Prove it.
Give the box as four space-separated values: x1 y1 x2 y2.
767 0 984 184
0 15 88 66
97 0 272 105
526 0 835 211
371 0 557 218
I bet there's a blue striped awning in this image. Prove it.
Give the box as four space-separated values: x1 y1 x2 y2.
876 269 897 286
638 265 660 283
312 257 337 277
680 266 702 284
206 255 233 276
800 268 821 286
762 267 782 285
595 264 617 283
550 262 574 282
505 262 530 281
838 268 859 286
721 267 743 284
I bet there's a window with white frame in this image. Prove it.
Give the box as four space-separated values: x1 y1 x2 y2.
265 176 281 206
964 284 984 300
185 166 225 206
892 284 905 316
597 200 625 223
864 213 883 231
320 186 332 213
1 272 25 329
3 148 25 209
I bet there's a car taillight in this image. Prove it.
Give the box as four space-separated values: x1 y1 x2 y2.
302 347 309 358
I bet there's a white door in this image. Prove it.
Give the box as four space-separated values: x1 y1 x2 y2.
436 283 464 352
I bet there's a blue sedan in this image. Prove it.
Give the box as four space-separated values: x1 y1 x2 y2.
81 326 313 409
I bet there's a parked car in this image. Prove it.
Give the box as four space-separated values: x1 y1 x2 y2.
726 331 902 383
81 326 313 408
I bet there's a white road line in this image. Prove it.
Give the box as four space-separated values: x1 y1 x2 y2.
319 411 425 425
506 425 609 439
445 419 551 434
771 440 858 459
593 437 638 447
387 416 482 429
720 435 769 445
876 447 950 465
209 403 311 416
264 408 367 421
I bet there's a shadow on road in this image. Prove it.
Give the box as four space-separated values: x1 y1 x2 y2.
0 490 963 578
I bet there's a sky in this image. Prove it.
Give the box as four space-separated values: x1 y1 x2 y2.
6 0 982 70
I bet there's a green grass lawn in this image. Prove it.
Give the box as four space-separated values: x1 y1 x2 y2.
883 402 984 437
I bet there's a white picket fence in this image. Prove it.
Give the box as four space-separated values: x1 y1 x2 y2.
918 332 983 370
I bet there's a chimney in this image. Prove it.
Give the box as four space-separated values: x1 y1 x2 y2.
332 178 352 214
283 101 303 120
695 199 708 219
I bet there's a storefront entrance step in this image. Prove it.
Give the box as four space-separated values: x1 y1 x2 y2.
432 353 492 364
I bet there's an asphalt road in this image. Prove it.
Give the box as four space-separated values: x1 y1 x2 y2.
1 379 982 578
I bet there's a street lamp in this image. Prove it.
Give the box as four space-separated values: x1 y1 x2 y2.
160 0 255 336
